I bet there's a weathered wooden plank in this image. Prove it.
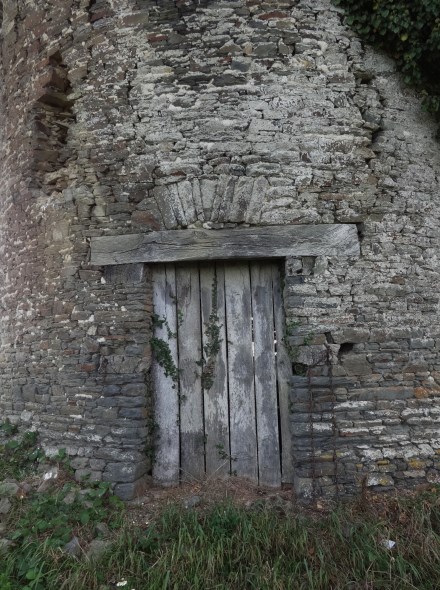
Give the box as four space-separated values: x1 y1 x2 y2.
200 264 230 477
151 264 180 486
225 264 258 481
176 264 205 481
250 262 281 487
272 264 294 484
91 224 360 265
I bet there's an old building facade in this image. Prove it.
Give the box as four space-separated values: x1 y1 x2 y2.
1 0 439 499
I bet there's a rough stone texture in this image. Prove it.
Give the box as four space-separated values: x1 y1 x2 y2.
0 499 12 515
0 482 20 497
0 0 439 499
63 536 82 558
86 538 112 561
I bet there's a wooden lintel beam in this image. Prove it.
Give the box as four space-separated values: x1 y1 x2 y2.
90 224 360 266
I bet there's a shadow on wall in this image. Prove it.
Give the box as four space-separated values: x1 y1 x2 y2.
30 51 76 192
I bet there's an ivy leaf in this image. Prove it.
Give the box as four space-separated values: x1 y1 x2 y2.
25 569 39 581
338 0 440 117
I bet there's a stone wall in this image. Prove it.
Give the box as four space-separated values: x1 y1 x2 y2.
0 0 439 499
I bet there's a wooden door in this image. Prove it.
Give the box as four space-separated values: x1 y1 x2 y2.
151 260 292 487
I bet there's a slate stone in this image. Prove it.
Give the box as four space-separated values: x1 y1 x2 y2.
0 499 11 515
183 495 202 509
86 539 112 561
64 537 82 558
0 482 20 497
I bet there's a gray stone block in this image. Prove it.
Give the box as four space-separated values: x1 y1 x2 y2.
103 460 148 483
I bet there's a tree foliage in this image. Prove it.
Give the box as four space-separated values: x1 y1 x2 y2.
333 0 440 116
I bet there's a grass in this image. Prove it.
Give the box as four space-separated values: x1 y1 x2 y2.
1 425 440 589
1 491 440 590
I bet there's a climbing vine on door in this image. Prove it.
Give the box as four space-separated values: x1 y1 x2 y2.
152 260 292 487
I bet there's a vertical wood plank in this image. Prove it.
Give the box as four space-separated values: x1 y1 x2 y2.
200 264 230 477
272 264 294 484
176 264 205 481
251 262 281 487
152 264 180 486
225 264 258 481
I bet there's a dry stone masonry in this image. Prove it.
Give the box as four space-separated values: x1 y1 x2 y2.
0 0 440 500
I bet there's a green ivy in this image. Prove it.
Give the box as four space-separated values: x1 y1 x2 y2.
10 482 123 548
198 275 223 391
151 314 180 385
0 427 45 479
1 482 124 590
333 0 440 117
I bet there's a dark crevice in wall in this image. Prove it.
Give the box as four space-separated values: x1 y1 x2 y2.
354 70 375 86
325 332 335 344
355 222 365 243
292 362 308 376
38 51 72 109
371 128 384 145
31 51 76 190
338 343 354 360
88 0 114 24
88 0 97 15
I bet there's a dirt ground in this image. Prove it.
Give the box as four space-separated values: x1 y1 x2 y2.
126 477 312 528
125 476 436 529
